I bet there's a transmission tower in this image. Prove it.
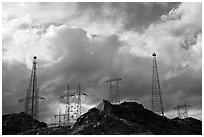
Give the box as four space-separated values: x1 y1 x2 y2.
151 53 164 116
106 78 122 104
54 108 62 126
54 108 68 126
59 84 76 125
173 103 190 119
19 56 44 119
59 83 87 125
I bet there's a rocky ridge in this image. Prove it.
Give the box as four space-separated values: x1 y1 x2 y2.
2 100 202 135
2 112 47 135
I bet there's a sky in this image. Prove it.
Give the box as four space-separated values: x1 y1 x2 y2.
2 2 202 123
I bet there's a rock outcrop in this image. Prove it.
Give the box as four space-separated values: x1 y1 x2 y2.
70 100 202 135
2 112 47 135
2 101 202 135
20 126 71 135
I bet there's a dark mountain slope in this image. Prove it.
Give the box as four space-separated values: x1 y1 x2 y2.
2 100 202 135
71 100 201 135
2 112 47 135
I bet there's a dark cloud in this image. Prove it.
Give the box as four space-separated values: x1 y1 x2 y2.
112 2 179 31
37 27 123 100
2 61 30 114
19 23 30 30
77 2 179 31
2 26 153 121
162 68 202 110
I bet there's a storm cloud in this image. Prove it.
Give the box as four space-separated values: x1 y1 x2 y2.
2 2 202 123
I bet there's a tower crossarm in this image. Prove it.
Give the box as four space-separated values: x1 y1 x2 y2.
106 79 113 83
82 93 87 96
18 94 44 103
77 93 87 97
114 78 122 81
18 98 25 103
54 114 67 117
177 104 190 108
39 97 45 100
59 94 76 99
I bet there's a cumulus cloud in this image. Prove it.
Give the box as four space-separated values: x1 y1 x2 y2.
2 2 202 123
119 2 201 75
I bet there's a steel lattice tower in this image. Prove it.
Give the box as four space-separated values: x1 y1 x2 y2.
19 56 44 120
66 85 71 124
151 53 164 116
173 103 190 119
76 84 82 118
75 83 87 119
59 83 87 125
59 85 74 125
54 108 63 126
26 56 39 119
106 78 122 104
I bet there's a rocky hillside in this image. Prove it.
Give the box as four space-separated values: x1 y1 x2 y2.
2 100 202 135
2 112 47 135
71 100 202 135
171 117 202 134
20 125 71 135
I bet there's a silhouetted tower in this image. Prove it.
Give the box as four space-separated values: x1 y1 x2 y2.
173 103 190 119
183 103 190 118
54 108 64 126
59 83 87 125
75 83 87 118
19 56 44 119
59 84 75 125
66 85 70 124
151 53 164 116
59 85 70 125
106 78 122 104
